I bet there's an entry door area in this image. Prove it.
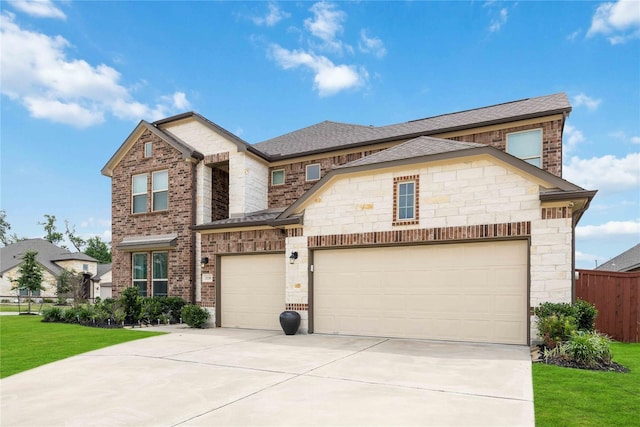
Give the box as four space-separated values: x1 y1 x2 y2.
313 241 528 345
220 254 285 330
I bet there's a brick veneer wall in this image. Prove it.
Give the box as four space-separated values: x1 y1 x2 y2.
199 228 293 306
268 149 386 208
450 120 563 177
111 130 195 300
212 167 229 221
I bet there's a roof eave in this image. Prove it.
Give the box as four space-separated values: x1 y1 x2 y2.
192 216 301 232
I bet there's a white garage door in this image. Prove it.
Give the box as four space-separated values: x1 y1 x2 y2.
220 254 285 330
313 241 528 345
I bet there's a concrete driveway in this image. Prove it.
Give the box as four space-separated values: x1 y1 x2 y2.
1 326 534 427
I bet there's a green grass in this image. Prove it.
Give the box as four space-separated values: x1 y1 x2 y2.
533 342 640 427
0 315 164 379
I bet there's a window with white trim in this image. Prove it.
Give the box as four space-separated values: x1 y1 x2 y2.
271 169 285 186
132 174 148 213
132 253 147 296
152 252 168 297
507 129 542 167
306 164 321 181
152 170 168 211
144 142 152 158
393 175 419 225
397 181 415 220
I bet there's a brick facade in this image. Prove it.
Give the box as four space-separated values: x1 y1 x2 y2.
199 229 288 306
268 149 386 208
450 120 563 177
111 130 196 300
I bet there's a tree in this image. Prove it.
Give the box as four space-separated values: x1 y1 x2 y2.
40 214 64 247
0 210 11 246
84 236 112 263
56 269 76 305
12 250 45 314
65 220 86 252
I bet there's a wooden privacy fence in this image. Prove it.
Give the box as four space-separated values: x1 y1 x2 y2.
576 269 640 343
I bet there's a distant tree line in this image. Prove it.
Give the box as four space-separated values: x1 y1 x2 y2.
0 210 111 263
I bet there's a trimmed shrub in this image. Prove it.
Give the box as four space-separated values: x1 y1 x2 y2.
573 299 598 332
121 287 142 324
537 314 578 348
41 306 64 322
181 305 210 328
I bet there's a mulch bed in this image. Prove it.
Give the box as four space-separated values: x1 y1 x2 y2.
532 344 630 373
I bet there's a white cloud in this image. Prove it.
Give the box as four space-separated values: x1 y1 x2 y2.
304 1 348 52
573 92 602 111
576 220 640 239
9 0 65 19
251 2 289 27
0 13 191 127
489 8 508 32
564 152 640 192
358 30 387 58
587 0 640 44
632 136 640 144
575 250 608 265
269 44 367 96
563 124 585 154
567 30 581 41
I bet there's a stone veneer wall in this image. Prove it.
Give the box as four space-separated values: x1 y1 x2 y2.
111 130 195 300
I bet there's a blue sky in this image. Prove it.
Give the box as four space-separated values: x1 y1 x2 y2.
1 0 638 269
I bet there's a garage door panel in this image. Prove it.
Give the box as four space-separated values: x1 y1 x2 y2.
314 241 528 344
221 254 284 330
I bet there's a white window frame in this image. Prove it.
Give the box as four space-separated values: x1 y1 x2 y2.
152 251 168 297
396 181 416 221
132 253 147 296
305 164 321 181
506 129 542 167
144 142 152 158
132 174 148 214
271 169 285 186
152 170 168 212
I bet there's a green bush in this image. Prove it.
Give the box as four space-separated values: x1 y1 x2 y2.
181 305 210 328
573 299 598 332
537 314 578 348
566 331 612 367
41 306 64 322
140 296 187 324
121 287 142 324
63 307 82 323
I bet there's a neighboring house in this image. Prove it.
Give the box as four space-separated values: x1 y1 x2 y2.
95 263 113 299
102 92 596 345
596 243 640 272
0 239 99 300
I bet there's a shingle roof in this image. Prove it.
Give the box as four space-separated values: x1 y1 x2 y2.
192 209 301 231
596 243 640 272
253 93 571 158
0 239 97 276
338 137 486 168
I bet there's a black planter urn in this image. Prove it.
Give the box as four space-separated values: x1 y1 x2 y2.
279 311 301 335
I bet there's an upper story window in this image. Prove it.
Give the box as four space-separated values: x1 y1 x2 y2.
393 175 419 226
82 264 89 272
507 129 542 167
152 170 168 211
271 169 285 186
306 164 321 181
144 142 152 158
132 174 148 214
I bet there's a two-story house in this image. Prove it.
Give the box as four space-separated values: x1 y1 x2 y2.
102 92 596 345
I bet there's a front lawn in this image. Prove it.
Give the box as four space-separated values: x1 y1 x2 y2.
0 315 164 378
533 342 640 427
